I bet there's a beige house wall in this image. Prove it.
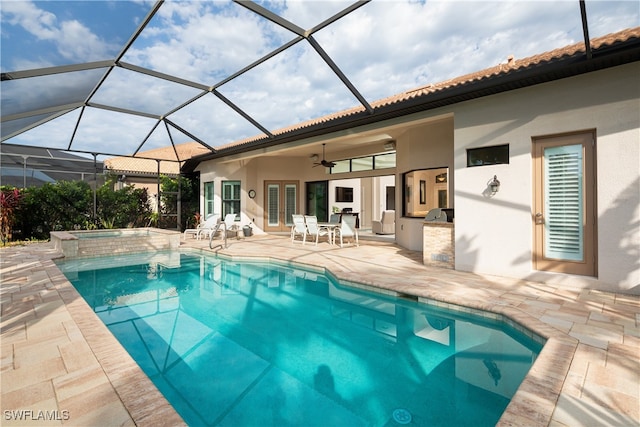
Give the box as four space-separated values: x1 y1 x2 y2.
453 62 640 293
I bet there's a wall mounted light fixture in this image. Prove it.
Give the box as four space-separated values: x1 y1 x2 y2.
488 175 501 194
310 154 319 162
384 140 396 151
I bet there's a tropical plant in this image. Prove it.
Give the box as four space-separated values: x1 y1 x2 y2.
14 181 93 240
0 187 21 245
97 183 152 229
3 171 195 243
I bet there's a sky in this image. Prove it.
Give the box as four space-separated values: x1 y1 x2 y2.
1 0 638 159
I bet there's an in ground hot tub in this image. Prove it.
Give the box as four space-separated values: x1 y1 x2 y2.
51 228 180 258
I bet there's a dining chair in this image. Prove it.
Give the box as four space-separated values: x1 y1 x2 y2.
334 214 359 248
291 214 307 244
304 215 331 245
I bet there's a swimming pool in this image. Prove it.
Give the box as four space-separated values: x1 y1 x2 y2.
57 250 543 426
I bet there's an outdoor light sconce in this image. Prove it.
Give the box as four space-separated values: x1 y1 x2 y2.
488 175 501 194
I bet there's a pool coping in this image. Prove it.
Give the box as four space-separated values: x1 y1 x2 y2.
2 238 637 426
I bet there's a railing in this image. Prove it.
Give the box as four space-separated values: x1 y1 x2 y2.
209 222 227 250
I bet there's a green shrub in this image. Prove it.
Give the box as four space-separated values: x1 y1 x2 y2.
14 181 92 240
3 173 197 243
97 184 152 229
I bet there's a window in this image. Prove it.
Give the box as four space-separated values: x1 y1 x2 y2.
331 160 350 174
467 144 509 167
403 167 448 217
222 181 240 219
374 152 396 169
330 152 396 174
204 181 214 217
352 156 373 172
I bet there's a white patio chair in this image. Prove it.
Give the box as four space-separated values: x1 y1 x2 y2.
183 214 219 240
291 214 307 244
334 214 359 248
197 215 222 240
223 213 241 239
304 215 331 246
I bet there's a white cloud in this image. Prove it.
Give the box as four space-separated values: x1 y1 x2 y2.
90 67 203 116
1 1 58 40
314 0 585 100
1 0 118 64
127 1 289 83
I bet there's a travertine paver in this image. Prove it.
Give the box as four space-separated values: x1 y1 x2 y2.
1 243 183 427
1 236 638 426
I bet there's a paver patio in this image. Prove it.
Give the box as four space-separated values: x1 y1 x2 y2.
1 235 638 426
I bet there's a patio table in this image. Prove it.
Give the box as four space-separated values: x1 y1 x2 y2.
318 222 340 245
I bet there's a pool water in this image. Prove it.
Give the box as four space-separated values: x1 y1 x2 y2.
58 251 543 426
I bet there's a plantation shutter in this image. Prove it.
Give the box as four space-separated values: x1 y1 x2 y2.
284 184 297 226
267 184 280 226
544 144 583 261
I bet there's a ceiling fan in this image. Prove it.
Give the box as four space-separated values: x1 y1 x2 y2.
313 143 336 168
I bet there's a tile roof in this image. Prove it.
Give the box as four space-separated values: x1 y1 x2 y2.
213 26 640 153
104 142 210 175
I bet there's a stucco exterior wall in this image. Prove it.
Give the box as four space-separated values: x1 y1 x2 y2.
198 155 322 232
453 62 640 293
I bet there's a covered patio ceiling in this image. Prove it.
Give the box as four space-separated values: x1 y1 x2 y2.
1 0 638 163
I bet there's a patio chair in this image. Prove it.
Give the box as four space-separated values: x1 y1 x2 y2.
291 214 307 244
372 210 395 235
183 214 218 240
223 213 241 239
197 215 222 240
334 214 359 248
304 215 332 246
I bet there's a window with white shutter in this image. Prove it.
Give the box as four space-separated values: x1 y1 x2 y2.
267 184 280 227
284 184 297 226
544 144 583 261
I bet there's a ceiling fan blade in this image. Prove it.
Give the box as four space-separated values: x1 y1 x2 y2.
311 143 335 168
